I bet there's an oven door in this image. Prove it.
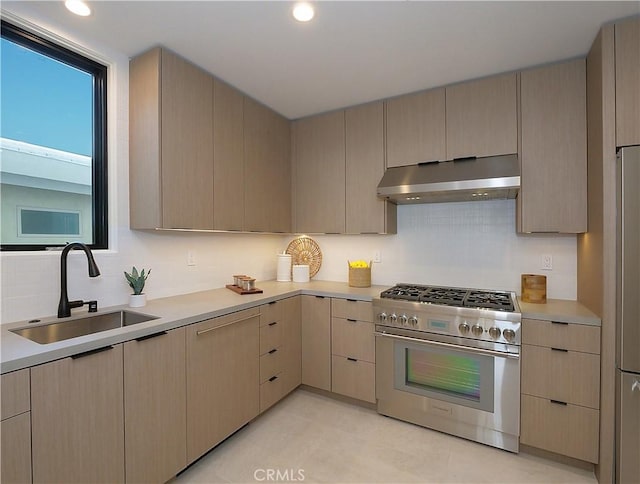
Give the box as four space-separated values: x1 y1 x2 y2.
375 326 520 452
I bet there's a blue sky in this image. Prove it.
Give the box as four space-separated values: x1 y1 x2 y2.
1 38 93 156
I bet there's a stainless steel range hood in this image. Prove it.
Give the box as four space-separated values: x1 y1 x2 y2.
377 154 520 204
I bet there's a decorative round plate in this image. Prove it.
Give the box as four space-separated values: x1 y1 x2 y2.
286 236 322 278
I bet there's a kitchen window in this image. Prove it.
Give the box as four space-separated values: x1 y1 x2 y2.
0 20 108 250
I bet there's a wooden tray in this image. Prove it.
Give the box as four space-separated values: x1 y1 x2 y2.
226 284 263 295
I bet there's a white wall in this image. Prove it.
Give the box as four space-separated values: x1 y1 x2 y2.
0 7 577 324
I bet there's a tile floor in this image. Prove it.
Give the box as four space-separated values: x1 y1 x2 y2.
175 389 597 484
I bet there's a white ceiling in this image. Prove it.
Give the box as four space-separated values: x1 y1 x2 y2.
3 1 639 119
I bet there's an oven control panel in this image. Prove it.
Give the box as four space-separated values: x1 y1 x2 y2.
374 305 520 345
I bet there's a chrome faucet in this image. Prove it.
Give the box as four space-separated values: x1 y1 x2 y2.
57 242 101 318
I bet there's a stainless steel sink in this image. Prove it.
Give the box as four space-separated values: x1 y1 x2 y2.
11 310 159 344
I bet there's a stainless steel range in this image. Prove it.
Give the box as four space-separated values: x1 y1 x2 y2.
374 284 521 453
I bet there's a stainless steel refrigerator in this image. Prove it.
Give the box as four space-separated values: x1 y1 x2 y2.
616 145 640 484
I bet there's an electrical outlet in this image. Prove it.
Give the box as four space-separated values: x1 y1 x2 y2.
373 250 381 263
541 254 553 270
187 251 196 266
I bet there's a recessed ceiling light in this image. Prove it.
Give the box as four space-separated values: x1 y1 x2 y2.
65 0 91 17
292 2 315 22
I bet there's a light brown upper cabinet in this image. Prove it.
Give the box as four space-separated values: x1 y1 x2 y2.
615 17 640 147
292 111 346 233
385 88 446 167
445 73 518 159
346 102 397 234
244 97 292 232
518 59 587 233
130 47 214 230
213 79 244 231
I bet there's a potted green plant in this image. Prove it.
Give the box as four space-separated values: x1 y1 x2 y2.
124 266 151 307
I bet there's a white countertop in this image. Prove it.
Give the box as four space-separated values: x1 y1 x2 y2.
1 280 387 374
518 298 601 326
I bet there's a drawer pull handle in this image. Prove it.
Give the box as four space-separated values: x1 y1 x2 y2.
550 399 568 406
71 345 113 359
346 299 357 302
269 375 279 382
135 331 167 342
268 348 278 354
347 357 358 362
551 347 568 352
347 318 357 323
268 322 278 327
551 321 569 326
268 301 277 305
196 315 255 335
315 295 325 299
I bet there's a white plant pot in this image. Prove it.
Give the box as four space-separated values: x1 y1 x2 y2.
129 294 147 308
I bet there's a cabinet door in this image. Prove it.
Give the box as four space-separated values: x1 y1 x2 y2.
244 97 292 232
31 345 125 483
346 102 396 234
519 59 587 233
213 79 244 230
1 413 32 484
1 369 29 420
385 88 446 167
615 17 640 147
293 111 346 233
301 295 331 390
124 328 186 484
446 73 518 159
282 296 302 394
186 309 260 463
161 49 214 229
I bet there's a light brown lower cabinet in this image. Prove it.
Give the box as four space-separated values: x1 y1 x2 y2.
520 394 599 463
520 318 600 463
301 295 331 391
259 297 302 413
1 412 32 484
31 345 125 484
186 309 260 463
124 328 187 483
331 356 375 403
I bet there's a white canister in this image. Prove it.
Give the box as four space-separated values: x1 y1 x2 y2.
277 254 292 282
292 264 310 283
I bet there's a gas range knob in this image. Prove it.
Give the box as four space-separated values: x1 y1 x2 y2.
408 316 418 327
503 328 516 343
378 312 387 323
389 313 398 324
488 327 502 339
398 314 408 325
458 322 470 335
471 325 484 337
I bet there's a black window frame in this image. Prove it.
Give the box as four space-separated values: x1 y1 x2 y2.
1 20 108 251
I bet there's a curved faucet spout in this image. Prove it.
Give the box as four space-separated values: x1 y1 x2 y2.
58 242 101 318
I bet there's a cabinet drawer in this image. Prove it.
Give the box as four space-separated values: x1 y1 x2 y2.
331 355 375 403
260 372 285 413
260 301 283 326
1 368 30 420
331 317 375 363
1 412 32 484
331 298 373 322
260 348 284 384
522 318 600 354
520 394 599 463
522 344 600 409
260 321 284 355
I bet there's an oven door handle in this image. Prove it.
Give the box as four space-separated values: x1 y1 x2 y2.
374 331 520 360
